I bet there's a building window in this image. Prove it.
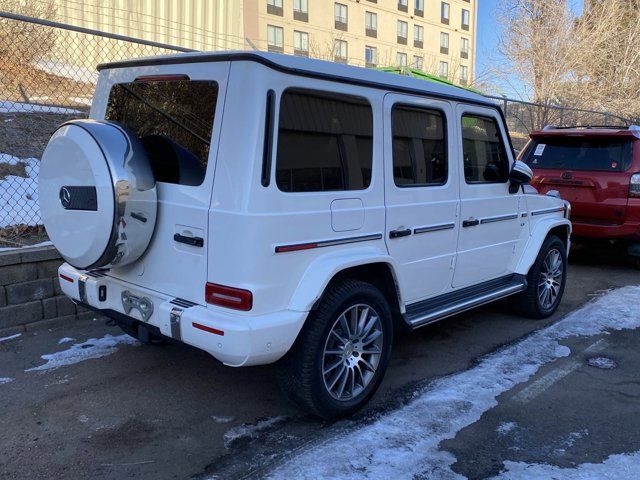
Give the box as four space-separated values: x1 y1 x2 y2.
365 46 378 67
267 0 283 16
397 20 408 45
294 31 309 56
462 9 470 30
293 0 308 22
441 2 450 24
415 0 424 17
267 25 284 53
397 52 407 66
365 11 377 38
392 106 447 186
413 55 423 70
460 65 469 85
398 0 408 12
439 60 448 79
440 32 449 54
461 115 510 184
414 25 424 48
461 37 469 59
335 3 348 31
334 39 348 63
276 89 373 192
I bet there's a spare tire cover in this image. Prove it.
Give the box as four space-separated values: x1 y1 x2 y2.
39 119 157 270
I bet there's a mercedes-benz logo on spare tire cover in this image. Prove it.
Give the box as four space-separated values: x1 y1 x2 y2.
59 187 72 209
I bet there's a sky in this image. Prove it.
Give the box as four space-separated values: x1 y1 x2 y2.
476 0 583 99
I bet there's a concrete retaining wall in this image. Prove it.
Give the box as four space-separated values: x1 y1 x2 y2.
0 245 92 334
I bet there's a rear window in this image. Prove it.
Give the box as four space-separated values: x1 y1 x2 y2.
523 137 632 172
105 80 218 186
275 89 373 192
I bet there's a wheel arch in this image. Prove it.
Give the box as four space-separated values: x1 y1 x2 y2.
288 249 404 327
515 218 571 275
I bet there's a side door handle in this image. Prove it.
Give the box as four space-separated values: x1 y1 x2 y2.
174 233 204 247
389 228 412 239
462 219 480 228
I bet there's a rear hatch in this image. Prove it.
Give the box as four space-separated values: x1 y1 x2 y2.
91 62 230 305
521 133 635 225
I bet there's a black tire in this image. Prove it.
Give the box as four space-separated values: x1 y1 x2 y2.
511 235 567 319
278 279 393 419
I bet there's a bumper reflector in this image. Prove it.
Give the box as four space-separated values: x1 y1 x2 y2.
59 273 74 283
193 322 225 336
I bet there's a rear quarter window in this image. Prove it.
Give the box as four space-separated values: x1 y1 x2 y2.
105 79 218 186
523 137 632 172
275 89 373 193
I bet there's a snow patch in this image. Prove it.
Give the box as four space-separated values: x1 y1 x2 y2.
58 337 75 344
497 422 517 436
0 377 14 385
224 416 287 448
25 334 139 372
0 154 40 227
491 450 640 479
212 415 236 424
33 59 99 83
267 286 640 479
0 333 21 343
0 100 81 114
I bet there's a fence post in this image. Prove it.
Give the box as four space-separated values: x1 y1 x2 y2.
604 114 609 126
559 108 564 127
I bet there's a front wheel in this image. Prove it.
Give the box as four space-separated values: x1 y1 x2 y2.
511 235 567 319
278 279 393 419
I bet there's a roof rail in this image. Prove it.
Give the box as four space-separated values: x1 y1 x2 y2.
542 124 632 131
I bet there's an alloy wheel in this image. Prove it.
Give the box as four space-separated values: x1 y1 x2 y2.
538 248 563 310
322 304 384 401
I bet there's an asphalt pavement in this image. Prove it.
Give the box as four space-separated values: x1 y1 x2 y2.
0 243 638 479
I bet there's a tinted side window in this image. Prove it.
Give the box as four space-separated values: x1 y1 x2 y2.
276 89 373 192
461 115 509 184
392 106 447 186
106 80 218 186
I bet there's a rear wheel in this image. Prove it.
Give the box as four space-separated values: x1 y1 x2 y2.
511 235 567 319
278 279 393 419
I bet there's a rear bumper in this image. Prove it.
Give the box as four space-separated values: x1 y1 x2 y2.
572 221 640 240
58 263 307 367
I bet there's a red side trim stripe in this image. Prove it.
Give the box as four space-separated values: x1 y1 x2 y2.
59 274 74 283
192 322 225 336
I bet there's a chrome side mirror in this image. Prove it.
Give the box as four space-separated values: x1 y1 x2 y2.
509 160 533 193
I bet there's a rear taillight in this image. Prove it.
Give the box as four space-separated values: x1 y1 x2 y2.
205 283 253 311
630 173 640 198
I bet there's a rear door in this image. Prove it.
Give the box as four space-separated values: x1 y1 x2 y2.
383 93 459 302
453 105 525 287
524 135 634 225
93 62 230 305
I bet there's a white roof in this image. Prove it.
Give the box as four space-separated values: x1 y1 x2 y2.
98 50 493 107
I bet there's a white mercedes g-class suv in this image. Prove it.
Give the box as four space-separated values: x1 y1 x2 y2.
39 52 570 418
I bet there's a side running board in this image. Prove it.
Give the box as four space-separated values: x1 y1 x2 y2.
403 274 527 330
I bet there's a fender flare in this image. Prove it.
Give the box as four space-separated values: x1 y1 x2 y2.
288 246 402 313
515 217 571 275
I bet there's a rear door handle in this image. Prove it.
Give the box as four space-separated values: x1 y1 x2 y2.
389 228 412 239
173 233 204 247
462 219 480 228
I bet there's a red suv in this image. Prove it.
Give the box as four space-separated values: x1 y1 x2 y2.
520 126 640 266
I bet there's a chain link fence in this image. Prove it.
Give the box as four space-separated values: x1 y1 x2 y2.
0 12 636 248
0 12 187 248
487 96 634 151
